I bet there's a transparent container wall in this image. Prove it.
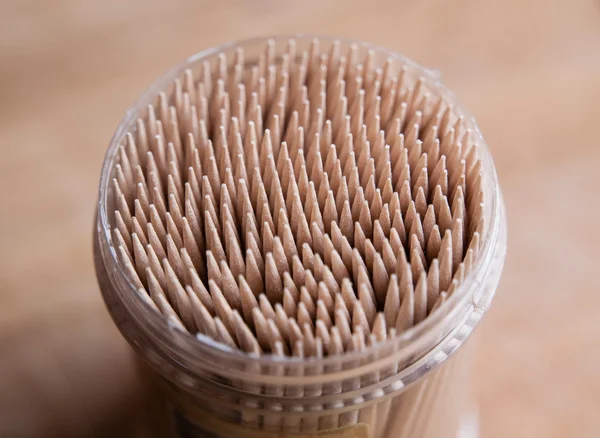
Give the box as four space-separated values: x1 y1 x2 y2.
160 335 478 438
94 35 507 438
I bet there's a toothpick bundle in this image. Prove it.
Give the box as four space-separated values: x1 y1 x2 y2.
102 36 494 437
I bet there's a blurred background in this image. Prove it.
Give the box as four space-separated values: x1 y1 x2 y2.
1 0 599 437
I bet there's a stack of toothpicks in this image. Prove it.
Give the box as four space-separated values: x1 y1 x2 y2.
109 37 485 436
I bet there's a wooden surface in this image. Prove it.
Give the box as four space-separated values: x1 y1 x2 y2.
1 0 599 436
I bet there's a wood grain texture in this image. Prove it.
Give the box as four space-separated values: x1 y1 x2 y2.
1 0 599 436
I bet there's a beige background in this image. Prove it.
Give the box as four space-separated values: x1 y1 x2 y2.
1 0 599 436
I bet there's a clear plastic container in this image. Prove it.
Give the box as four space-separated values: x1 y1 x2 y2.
94 35 507 438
